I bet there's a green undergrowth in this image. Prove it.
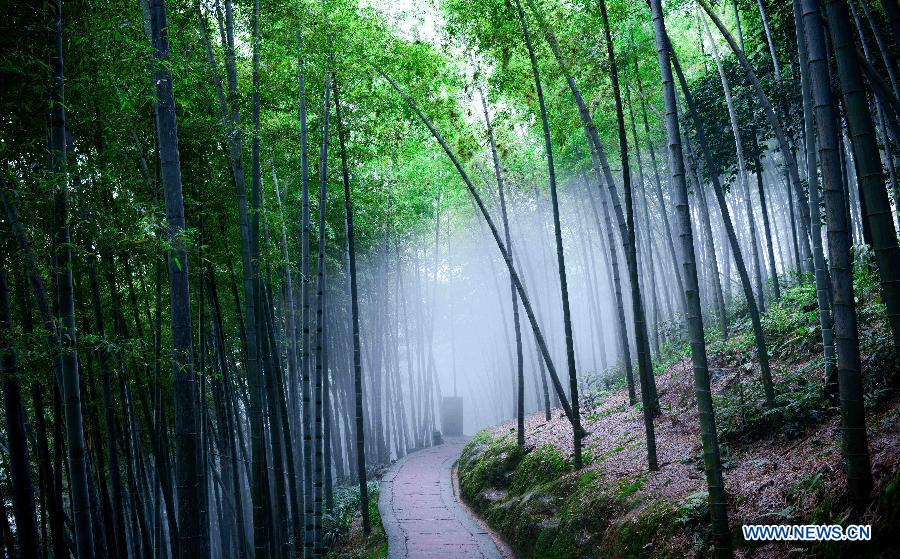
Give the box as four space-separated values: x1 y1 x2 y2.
461 424 899 558
706 260 898 446
460 426 900 558
458 432 706 558
753 463 900 557
459 254 899 558
650 256 897 447
325 482 387 559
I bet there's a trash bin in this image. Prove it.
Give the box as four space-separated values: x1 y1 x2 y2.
441 396 463 437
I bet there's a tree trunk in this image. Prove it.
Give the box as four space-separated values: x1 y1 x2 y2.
479 84 526 447
0 258 40 559
48 0 97 555
299 24 315 556
271 171 305 556
219 0 268 549
334 77 372 535
649 1 732 554
323 291 336 509
850 0 900 231
540 20 660 428
626 84 664 352
514 0 583 467
205 269 250 558
574 174 612 372
597 0 660 433
683 123 727 341
757 0 783 81
826 0 900 354
149 0 204 554
792 0 837 387
801 0 873 506
750 133 781 300
634 59 688 317
667 36 777 408
584 145 637 404
87 250 128 559
313 70 332 557
261 274 291 558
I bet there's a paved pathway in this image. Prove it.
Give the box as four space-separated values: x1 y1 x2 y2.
379 438 505 559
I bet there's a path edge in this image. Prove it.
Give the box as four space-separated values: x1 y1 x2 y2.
378 450 410 559
450 457 516 559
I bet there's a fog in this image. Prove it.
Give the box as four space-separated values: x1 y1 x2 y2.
335 146 809 460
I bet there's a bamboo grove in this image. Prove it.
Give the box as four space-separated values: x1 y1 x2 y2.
0 0 898 557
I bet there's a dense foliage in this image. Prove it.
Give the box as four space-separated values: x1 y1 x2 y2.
1 0 899 557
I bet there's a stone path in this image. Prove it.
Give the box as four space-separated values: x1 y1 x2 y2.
379 438 506 559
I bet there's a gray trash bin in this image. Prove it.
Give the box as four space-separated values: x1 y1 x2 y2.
441 396 463 437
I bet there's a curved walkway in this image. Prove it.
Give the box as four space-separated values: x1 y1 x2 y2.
379 437 506 559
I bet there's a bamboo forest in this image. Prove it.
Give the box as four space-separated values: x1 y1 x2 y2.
2 0 900 556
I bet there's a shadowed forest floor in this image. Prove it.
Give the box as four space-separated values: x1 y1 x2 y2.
325 481 388 559
456 269 900 558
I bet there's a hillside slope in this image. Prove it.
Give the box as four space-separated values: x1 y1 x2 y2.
458 270 899 558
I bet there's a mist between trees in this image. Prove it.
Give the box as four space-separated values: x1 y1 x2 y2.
1 0 899 558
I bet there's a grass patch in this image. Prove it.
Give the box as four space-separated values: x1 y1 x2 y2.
325 482 387 559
